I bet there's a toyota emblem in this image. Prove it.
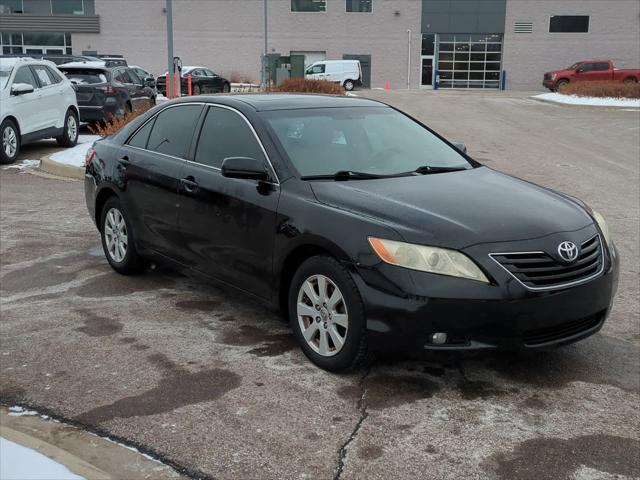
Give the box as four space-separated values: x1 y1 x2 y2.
557 241 579 262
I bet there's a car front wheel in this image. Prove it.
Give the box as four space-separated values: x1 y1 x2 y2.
56 109 79 147
289 255 369 372
343 80 355 91
100 197 146 275
0 119 20 165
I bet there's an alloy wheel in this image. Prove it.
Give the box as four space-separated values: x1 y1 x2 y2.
297 274 349 357
67 114 78 142
104 208 128 263
2 126 17 158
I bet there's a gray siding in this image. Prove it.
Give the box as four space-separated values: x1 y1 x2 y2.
422 0 506 33
0 14 100 32
503 0 640 89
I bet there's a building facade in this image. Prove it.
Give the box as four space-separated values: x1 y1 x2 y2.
1 0 639 90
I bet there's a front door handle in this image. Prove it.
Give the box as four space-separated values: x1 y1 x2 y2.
118 155 130 166
180 176 198 192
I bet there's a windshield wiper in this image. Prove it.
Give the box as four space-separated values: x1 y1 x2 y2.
412 165 468 175
301 170 388 181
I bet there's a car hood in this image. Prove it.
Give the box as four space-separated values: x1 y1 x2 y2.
309 167 593 249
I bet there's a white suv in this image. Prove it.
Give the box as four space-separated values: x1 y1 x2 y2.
0 57 79 164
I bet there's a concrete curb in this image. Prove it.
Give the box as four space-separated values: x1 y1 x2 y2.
39 154 84 180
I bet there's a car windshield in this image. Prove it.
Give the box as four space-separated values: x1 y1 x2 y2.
60 68 108 84
0 64 12 89
262 106 472 177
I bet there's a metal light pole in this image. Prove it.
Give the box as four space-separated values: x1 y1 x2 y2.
262 0 268 87
165 0 174 97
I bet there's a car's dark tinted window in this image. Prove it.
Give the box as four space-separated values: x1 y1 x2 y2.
195 107 265 168
13 66 37 88
595 62 609 71
114 69 132 83
580 63 595 72
128 118 155 149
147 105 201 158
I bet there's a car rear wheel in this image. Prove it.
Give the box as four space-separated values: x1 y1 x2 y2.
0 119 20 165
100 197 146 275
289 255 370 372
56 109 79 148
623 77 638 84
343 79 355 91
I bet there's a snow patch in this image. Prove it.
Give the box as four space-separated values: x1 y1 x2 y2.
8 406 39 417
0 437 85 480
49 142 93 167
2 159 40 172
534 92 640 108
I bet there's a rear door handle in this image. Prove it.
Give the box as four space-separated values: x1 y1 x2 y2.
118 155 130 165
180 176 198 192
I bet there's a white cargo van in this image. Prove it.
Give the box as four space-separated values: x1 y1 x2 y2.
304 60 362 91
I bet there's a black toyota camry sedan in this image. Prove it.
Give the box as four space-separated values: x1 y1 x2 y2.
84 94 619 371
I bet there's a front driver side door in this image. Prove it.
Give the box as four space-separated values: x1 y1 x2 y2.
176 105 280 300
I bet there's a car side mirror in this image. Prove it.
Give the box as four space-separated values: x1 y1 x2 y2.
221 157 268 181
144 76 155 86
11 83 35 96
576 67 584 73
453 142 467 154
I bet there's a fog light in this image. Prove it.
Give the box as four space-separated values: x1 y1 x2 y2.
430 332 447 345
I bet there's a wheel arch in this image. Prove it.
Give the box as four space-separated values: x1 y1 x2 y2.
277 239 354 319
94 186 120 231
2 116 21 137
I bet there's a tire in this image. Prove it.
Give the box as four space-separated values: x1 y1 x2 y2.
343 79 355 91
222 83 230 93
556 79 569 90
0 119 20 165
56 109 79 148
193 84 201 95
100 197 146 275
288 255 370 372
623 77 638 84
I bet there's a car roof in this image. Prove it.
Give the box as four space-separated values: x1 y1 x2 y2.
0 56 56 68
58 61 109 69
172 93 384 111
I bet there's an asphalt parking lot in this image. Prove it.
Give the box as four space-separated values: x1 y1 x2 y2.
1 90 639 480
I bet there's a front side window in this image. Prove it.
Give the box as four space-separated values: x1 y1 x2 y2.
195 107 266 169
263 107 472 177
306 64 325 74
579 63 595 72
147 105 201 158
13 65 37 88
291 0 326 12
549 15 589 33
346 0 371 13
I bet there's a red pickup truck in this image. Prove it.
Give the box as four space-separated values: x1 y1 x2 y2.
543 60 639 91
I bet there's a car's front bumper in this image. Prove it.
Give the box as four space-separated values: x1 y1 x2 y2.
543 80 555 90
355 239 619 352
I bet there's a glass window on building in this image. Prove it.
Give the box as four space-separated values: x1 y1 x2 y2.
436 34 503 89
346 0 371 13
0 0 91 15
0 31 72 55
549 15 589 33
291 0 326 12
52 0 84 15
0 0 24 14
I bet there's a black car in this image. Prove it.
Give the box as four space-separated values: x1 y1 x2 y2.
84 94 619 372
156 66 230 96
59 64 156 123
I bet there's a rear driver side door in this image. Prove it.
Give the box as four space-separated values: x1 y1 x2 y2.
176 105 280 300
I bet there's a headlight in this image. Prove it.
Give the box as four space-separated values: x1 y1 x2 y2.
368 237 489 283
592 210 611 247
551 73 557 80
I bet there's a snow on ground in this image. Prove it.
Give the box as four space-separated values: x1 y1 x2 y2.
0 437 85 480
534 92 640 108
49 142 93 167
2 159 40 172
8 406 39 416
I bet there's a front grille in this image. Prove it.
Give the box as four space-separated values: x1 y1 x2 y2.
544 73 552 81
490 235 603 290
523 311 604 346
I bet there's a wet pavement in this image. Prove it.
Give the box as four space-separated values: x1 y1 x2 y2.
1 91 639 479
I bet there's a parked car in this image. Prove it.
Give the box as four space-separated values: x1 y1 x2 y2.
156 66 231 96
96 55 128 68
58 63 156 123
543 59 640 91
84 94 618 371
0 57 79 164
305 60 362 91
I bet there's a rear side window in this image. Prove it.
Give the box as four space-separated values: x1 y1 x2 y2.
595 63 609 71
13 66 37 88
45 67 62 84
147 105 202 158
113 69 132 83
128 118 155 149
194 107 265 168
32 65 53 86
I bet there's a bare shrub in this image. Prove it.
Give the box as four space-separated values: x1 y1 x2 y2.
558 81 640 99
